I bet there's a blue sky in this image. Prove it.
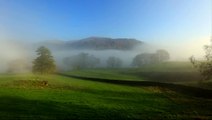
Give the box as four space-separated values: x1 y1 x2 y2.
0 0 211 43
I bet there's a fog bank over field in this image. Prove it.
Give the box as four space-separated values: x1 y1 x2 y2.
53 49 144 70
0 37 210 72
0 39 33 73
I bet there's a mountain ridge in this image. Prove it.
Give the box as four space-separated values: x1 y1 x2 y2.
40 37 143 50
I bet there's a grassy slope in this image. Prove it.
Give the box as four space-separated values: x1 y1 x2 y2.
0 73 211 119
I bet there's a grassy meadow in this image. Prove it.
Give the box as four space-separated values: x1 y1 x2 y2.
0 62 212 119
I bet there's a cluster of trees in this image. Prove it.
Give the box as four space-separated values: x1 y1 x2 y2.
31 46 170 74
62 49 169 70
63 53 100 70
63 53 123 70
106 56 122 68
132 49 170 67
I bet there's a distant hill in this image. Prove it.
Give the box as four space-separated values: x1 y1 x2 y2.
40 37 143 50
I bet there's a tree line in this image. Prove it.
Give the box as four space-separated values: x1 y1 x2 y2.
31 46 170 74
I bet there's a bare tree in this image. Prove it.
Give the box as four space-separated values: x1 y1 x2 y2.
190 41 212 80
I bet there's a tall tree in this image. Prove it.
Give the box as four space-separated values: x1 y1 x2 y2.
33 46 56 74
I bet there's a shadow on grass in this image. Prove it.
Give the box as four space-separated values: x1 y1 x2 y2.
58 73 212 99
0 95 195 120
0 96 129 120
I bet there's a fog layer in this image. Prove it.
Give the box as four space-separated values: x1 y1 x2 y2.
0 38 210 73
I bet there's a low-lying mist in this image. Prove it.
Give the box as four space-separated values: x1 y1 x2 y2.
0 38 209 73
0 40 32 73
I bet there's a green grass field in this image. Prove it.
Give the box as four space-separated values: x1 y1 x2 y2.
0 62 212 119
